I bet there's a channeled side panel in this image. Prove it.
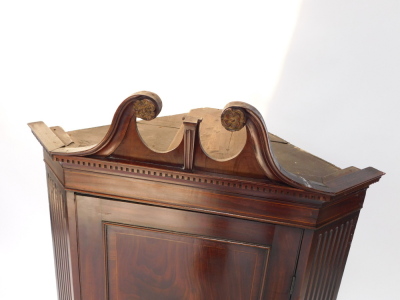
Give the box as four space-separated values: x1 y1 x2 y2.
46 170 73 300
301 215 358 300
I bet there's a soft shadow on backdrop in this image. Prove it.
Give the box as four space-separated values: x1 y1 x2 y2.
267 1 400 299
0 1 398 299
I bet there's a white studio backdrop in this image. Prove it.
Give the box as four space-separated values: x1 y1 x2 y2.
0 1 398 299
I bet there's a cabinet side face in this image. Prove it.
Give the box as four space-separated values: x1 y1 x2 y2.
46 168 78 300
292 212 359 300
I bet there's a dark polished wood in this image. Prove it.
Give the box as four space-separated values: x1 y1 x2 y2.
30 91 384 300
106 225 267 300
77 195 279 300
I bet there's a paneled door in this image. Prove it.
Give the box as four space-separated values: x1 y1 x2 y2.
76 195 303 300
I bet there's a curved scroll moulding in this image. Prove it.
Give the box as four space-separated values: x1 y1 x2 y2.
194 107 246 162
221 102 333 193
46 92 383 195
53 91 163 157
95 91 162 156
220 102 385 195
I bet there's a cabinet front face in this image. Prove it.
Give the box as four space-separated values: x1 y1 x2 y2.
76 195 302 300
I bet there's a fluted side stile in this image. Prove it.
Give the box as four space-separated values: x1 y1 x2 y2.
304 218 356 300
47 173 73 300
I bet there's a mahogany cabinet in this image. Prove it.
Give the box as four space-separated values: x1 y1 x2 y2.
29 91 384 300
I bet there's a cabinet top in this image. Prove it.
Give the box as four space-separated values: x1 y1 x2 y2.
29 91 383 197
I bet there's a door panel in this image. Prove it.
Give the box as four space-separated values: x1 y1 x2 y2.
76 195 302 300
107 224 269 300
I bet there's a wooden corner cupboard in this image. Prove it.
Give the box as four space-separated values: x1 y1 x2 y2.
29 91 384 300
